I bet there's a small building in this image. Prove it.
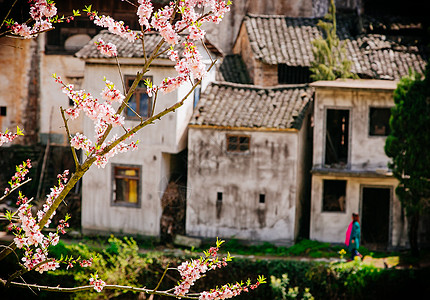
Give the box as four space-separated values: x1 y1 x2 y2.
76 31 220 237
186 82 312 244
309 79 407 250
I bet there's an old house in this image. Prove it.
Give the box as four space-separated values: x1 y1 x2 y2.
309 79 407 250
76 31 220 237
187 11 427 246
186 82 312 244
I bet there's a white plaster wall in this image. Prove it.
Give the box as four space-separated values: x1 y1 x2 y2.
309 175 407 248
81 146 167 236
186 128 300 243
312 87 395 170
40 54 85 140
80 58 206 236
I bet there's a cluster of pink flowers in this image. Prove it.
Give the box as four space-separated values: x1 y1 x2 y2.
199 281 262 300
3 159 32 196
54 74 139 167
89 274 106 292
11 0 57 38
174 245 230 297
91 13 137 43
0 130 20 146
151 5 179 45
95 38 118 57
7 165 94 274
36 170 69 228
86 0 231 95
137 0 154 29
101 79 125 102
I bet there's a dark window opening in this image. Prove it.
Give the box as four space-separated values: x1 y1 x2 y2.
278 65 311 84
125 75 152 120
0 106 6 116
325 109 349 165
112 165 141 207
259 194 265 204
217 192 223 202
227 135 250 152
369 107 391 136
323 180 346 212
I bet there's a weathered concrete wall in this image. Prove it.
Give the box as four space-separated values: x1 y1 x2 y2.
0 37 34 141
312 82 396 170
186 127 302 244
80 51 216 236
309 80 407 248
40 33 85 145
80 62 180 236
309 175 407 248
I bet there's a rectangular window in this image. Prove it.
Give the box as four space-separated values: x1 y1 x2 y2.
369 107 391 136
125 75 152 120
0 106 6 116
323 180 346 212
259 194 266 204
325 109 349 165
226 134 250 152
217 192 223 202
112 165 141 207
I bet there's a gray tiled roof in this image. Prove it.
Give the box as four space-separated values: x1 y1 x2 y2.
75 30 222 59
75 30 197 59
217 54 252 84
75 30 164 59
190 82 312 130
243 14 428 80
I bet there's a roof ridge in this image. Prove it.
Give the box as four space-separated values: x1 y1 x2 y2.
245 13 319 20
212 81 310 90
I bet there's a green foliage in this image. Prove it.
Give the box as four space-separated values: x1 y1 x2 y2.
310 0 357 81
50 236 154 299
384 63 430 253
217 239 345 258
271 274 314 300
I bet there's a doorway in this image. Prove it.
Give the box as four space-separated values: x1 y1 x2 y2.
361 187 391 250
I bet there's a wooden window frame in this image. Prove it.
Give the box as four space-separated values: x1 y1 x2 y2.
226 134 250 153
111 164 141 208
124 75 152 120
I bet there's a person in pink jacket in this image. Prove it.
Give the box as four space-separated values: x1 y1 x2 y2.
345 213 362 260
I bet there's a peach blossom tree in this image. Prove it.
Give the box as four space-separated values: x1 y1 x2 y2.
0 1 265 298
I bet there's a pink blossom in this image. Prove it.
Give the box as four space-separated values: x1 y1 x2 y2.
11 23 32 39
137 0 153 29
188 24 206 40
93 15 137 42
95 38 118 57
89 274 106 292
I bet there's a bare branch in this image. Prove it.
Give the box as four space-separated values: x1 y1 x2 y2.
60 107 80 171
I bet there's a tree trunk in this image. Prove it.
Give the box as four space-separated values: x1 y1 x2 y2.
408 210 420 256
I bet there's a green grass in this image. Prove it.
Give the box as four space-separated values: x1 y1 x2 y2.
195 238 402 260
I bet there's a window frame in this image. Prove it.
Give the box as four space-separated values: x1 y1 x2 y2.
124 75 153 120
368 106 391 137
323 107 351 166
226 134 251 153
322 179 347 213
111 164 142 208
